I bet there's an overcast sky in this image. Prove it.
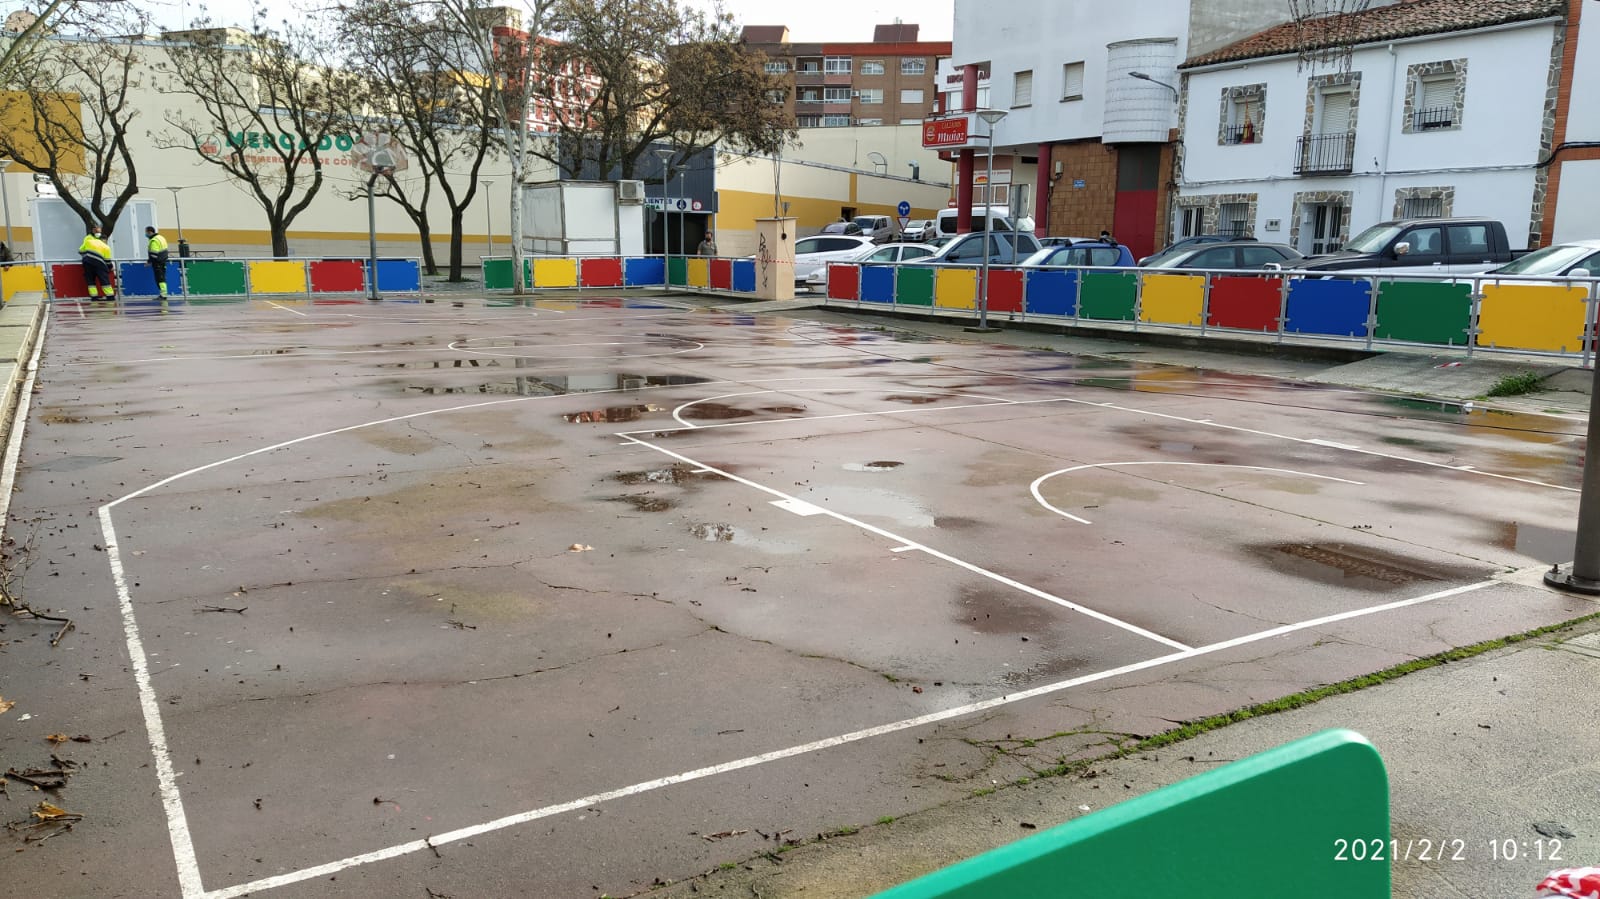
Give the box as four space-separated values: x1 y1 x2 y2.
126 0 954 44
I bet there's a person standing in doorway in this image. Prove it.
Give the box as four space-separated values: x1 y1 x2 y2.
145 226 170 298
697 230 717 257
79 223 114 301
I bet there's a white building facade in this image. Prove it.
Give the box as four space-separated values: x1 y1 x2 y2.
1176 0 1566 253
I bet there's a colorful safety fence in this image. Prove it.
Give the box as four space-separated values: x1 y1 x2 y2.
1 257 423 302
821 262 1600 358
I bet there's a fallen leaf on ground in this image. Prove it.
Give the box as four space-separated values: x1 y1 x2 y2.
33 802 72 820
568 544 593 552
0 697 13 715
702 829 748 841
45 734 69 745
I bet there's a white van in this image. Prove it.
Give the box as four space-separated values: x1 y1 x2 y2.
851 215 896 244
936 206 1019 236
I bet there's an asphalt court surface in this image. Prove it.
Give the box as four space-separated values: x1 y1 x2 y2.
6 296 1599 898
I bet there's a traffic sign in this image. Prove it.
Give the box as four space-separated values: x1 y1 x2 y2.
898 215 910 232
897 200 911 217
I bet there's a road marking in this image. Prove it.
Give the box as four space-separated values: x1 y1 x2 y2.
1030 462 1365 525
204 578 1497 899
265 301 307 317
771 498 825 516
628 436 1193 652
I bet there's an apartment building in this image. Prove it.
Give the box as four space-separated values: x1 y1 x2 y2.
740 24 950 128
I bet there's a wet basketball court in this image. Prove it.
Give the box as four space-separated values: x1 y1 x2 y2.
4 296 1595 898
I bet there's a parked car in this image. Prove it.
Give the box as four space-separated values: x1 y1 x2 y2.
898 219 936 242
1144 241 1303 271
1480 239 1600 279
934 206 1020 237
1138 234 1257 266
1020 241 1135 268
1296 218 1525 274
851 215 897 244
1039 235 1096 248
805 242 939 288
907 230 1043 267
790 235 877 286
821 221 864 236
927 235 958 250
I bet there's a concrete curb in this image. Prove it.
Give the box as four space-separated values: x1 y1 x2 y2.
0 291 46 451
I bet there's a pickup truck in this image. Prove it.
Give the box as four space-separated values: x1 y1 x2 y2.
1296 218 1527 274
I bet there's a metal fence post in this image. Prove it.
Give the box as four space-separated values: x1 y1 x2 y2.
1198 272 1211 337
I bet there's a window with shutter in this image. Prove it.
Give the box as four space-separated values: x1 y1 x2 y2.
1062 62 1084 100
1418 77 1454 128
1318 91 1351 135
1014 70 1033 107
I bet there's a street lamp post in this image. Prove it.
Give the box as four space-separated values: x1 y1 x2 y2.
480 179 494 262
1130 70 1180 100
653 146 673 256
164 186 184 242
973 108 1008 332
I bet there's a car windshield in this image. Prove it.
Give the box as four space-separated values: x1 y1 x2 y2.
852 217 879 229
1342 224 1404 254
1021 247 1064 266
794 237 830 254
1492 244 1597 275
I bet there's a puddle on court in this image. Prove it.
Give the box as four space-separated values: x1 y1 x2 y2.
999 654 1091 687
1246 542 1482 591
843 460 903 472
682 402 756 420
610 494 671 512
954 585 1061 636
1490 521 1576 563
614 465 728 486
761 404 807 414
933 516 980 530
39 412 91 424
883 394 944 405
379 359 495 369
563 404 661 423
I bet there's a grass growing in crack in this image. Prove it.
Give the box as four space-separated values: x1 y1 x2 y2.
1485 371 1545 397
876 815 896 825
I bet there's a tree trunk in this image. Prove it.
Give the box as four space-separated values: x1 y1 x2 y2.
448 208 465 282
271 226 290 258
417 222 437 275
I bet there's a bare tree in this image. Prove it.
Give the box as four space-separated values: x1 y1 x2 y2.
537 0 793 181
339 0 500 281
157 7 359 257
435 0 552 294
0 22 147 235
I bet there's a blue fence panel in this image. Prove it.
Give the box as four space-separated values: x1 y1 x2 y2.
732 259 756 293
372 259 420 292
1024 269 1078 317
625 256 666 287
1283 277 1371 338
861 265 896 303
116 262 160 297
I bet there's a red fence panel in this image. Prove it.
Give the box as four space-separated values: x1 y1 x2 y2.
309 260 365 293
580 257 624 288
710 257 733 290
1207 276 1283 332
985 269 1025 313
827 264 860 300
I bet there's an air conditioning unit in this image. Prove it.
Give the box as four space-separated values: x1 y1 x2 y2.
617 179 645 204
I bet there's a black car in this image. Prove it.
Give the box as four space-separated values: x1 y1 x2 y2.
1143 241 1302 271
1139 234 1257 266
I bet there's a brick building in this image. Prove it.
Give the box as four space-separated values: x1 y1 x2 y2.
741 24 950 129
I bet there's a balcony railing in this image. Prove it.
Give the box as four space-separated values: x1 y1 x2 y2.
1413 106 1455 130
1221 123 1259 144
1295 131 1355 174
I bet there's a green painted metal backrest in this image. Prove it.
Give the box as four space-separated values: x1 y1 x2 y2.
874 728 1388 898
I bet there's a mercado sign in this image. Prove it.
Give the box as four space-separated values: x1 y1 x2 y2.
199 132 359 154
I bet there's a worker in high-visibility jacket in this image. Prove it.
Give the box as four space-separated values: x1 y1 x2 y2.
78 223 114 301
145 226 170 298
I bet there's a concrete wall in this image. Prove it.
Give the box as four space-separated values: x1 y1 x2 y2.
1186 0 1298 59
1552 158 1600 241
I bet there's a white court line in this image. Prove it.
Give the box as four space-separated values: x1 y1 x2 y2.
206 578 1496 899
624 435 1193 652
1030 462 1366 525
265 301 307 317
0 306 47 525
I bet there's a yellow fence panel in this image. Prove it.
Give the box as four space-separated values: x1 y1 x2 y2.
1478 283 1589 353
933 268 977 309
685 257 711 288
1140 274 1206 326
247 260 309 294
533 257 578 288
2 264 46 302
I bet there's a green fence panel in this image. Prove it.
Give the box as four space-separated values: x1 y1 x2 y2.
895 266 934 306
482 259 515 290
1078 272 1137 321
183 260 247 296
875 729 1389 899
667 255 688 286
1373 280 1472 345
